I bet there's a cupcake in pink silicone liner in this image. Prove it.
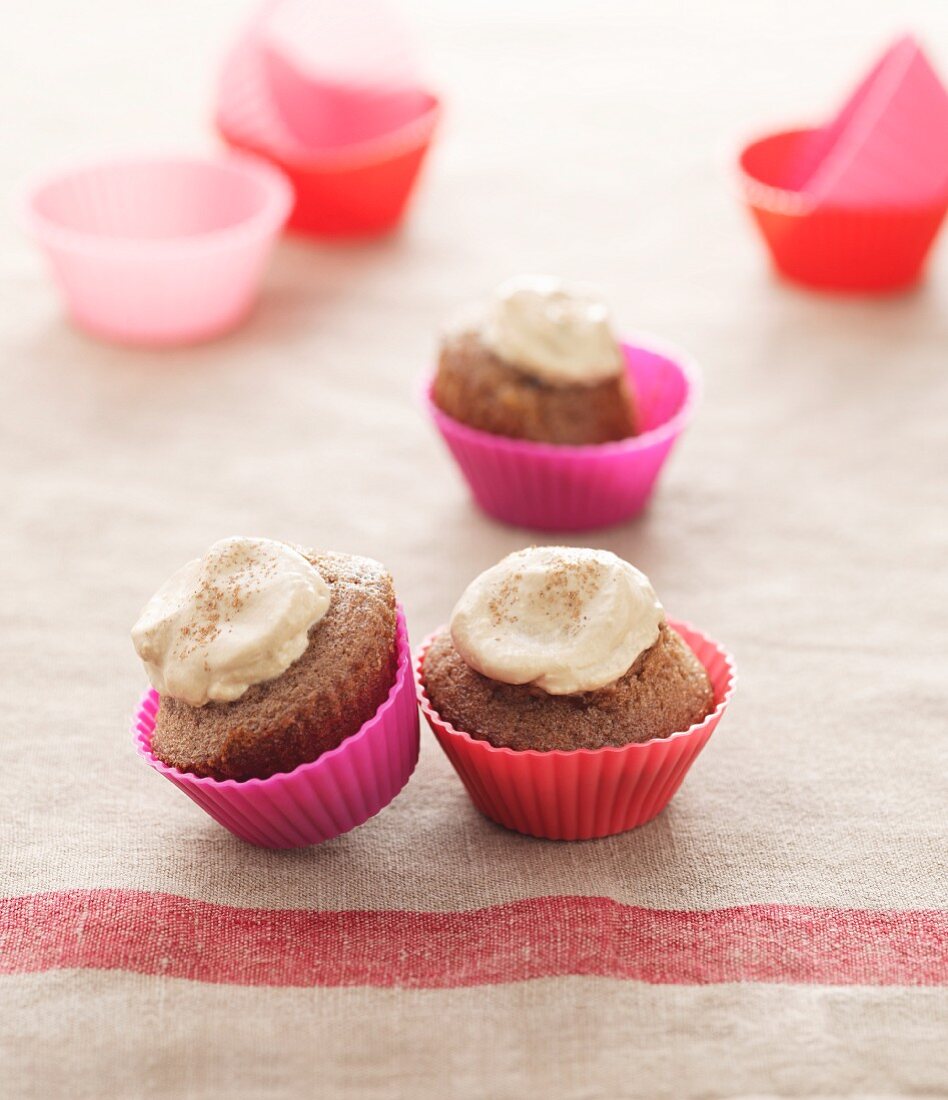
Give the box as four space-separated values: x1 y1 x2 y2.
131 537 419 848
416 546 735 840
426 276 699 531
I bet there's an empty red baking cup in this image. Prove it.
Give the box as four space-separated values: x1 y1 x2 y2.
416 620 735 841
133 606 419 849
738 128 948 293
220 103 439 238
25 153 292 346
426 338 699 532
215 25 440 238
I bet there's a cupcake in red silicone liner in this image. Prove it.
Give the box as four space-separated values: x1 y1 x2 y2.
737 35 948 293
131 537 419 848
426 276 699 532
416 546 735 841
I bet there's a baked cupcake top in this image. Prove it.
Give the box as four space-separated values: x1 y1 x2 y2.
457 275 624 387
132 536 332 706
450 546 664 694
133 540 398 780
423 547 713 751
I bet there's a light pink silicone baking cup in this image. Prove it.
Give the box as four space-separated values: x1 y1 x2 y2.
260 0 425 149
26 153 292 347
426 339 699 532
416 619 735 841
215 18 439 168
133 606 419 848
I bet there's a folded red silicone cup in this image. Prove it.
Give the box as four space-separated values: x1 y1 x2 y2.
215 21 440 238
133 606 419 848
426 339 698 532
738 128 948 293
416 620 735 841
25 153 292 346
805 35 948 208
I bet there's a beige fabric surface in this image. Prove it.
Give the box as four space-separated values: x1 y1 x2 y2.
2 1 948 1097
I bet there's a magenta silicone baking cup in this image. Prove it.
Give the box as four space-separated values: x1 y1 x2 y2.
25 153 292 346
133 605 419 848
416 619 735 841
426 338 699 532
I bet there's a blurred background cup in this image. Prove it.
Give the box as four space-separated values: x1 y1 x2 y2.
25 153 292 346
737 34 948 293
215 0 441 239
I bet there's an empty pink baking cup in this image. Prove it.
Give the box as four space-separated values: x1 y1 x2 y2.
426 339 699 532
133 606 419 848
804 35 948 208
26 153 292 346
738 128 948 293
416 620 735 841
260 0 425 148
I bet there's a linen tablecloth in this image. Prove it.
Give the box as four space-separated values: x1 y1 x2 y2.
2 1 947 1096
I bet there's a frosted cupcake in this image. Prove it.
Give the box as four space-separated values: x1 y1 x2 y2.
426 279 698 531
416 547 734 839
433 276 636 445
131 537 419 847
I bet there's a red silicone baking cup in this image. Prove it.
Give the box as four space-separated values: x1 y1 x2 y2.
133 605 419 848
738 128 948 293
416 620 735 841
220 117 439 238
215 26 440 238
426 338 698 532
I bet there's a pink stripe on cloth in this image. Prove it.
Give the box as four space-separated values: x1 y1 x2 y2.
2 890 946 989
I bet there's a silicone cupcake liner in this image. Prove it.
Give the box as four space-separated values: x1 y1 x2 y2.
416 620 735 841
26 154 292 346
133 606 420 849
264 52 429 150
216 16 312 159
806 36 948 208
738 128 948 293
260 0 424 148
426 339 698 532
220 117 438 238
215 26 440 237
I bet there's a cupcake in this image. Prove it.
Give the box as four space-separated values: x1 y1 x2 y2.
426 277 699 532
433 275 636 445
416 546 734 840
131 537 419 847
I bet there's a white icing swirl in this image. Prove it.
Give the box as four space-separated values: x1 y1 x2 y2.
131 537 331 707
449 547 664 695
482 275 624 385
